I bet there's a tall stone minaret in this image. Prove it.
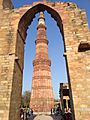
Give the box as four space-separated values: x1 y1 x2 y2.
30 12 54 112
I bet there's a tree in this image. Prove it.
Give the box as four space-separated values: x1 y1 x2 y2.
21 91 31 108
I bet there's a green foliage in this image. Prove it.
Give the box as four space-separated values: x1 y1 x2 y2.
54 99 59 102
21 91 31 108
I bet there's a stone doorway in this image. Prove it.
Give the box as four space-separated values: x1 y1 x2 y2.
17 3 70 118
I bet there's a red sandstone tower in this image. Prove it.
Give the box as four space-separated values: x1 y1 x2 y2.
30 12 54 112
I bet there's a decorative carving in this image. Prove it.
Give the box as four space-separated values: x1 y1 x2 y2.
35 39 48 45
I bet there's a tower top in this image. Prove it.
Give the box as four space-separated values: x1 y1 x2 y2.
38 12 45 22
37 11 46 29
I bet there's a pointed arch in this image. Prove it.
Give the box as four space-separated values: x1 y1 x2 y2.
18 3 64 45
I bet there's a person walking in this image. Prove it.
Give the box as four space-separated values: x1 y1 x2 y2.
51 108 53 115
20 108 24 120
64 108 72 120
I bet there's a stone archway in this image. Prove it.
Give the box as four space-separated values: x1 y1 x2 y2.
0 1 90 120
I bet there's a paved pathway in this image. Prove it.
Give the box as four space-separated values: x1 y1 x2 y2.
29 114 64 120
52 114 64 120
34 115 53 120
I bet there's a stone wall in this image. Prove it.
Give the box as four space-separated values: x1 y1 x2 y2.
0 0 13 9
0 7 14 119
0 1 90 120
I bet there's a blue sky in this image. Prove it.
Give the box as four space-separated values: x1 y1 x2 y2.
12 0 90 99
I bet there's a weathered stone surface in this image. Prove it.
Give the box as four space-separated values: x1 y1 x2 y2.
0 1 90 120
0 0 13 9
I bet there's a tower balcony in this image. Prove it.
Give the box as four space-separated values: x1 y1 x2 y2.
33 59 51 66
35 39 48 45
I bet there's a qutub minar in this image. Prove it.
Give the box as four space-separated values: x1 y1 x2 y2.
30 11 54 112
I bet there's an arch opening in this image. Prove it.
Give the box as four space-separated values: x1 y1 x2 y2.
22 10 68 101
18 4 64 46
17 2 68 101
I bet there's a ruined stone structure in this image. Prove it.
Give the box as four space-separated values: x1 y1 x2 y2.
30 12 54 112
0 0 90 120
60 83 70 113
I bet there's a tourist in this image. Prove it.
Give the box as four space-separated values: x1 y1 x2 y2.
53 107 57 115
63 108 68 120
31 108 33 115
51 108 53 115
20 108 24 120
26 109 29 120
64 108 72 120
66 108 72 120
56 106 60 115
29 108 33 119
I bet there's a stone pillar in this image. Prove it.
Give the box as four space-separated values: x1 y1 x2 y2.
0 6 15 119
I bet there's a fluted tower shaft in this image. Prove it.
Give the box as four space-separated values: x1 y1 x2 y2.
30 12 54 112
